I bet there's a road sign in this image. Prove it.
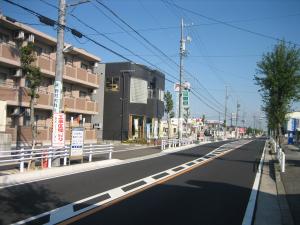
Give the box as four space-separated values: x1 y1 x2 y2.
70 127 84 159
182 90 189 107
52 113 65 147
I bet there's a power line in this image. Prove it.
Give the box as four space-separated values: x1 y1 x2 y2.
6 0 227 115
163 0 300 47
95 0 225 110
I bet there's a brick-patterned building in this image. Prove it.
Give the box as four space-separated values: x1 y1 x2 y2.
0 15 101 147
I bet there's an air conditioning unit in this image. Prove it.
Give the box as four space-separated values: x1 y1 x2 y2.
10 69 22 77
11 107 20 116
14 30 25 40
27 34 35 43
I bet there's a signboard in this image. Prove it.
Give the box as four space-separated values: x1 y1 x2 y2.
70 127 84 159
174 82 191 92
53 81 62 113
287 118 297 132
239 127 246 134
182 90 189 107
52 113 65 147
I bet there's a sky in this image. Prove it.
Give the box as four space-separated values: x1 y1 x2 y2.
1 0 300 129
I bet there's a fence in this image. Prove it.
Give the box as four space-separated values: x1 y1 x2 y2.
0 143 113 173
270 138 285 173
161 138 195 150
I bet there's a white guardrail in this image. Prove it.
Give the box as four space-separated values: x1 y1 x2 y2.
270 138 285 172
161 138 197 150
0 144 113 173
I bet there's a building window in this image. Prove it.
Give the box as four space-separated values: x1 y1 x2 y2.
34 45 43 56
81 62 89 70
0 33 9 43
79 90 87 98
0 72 7 85
105 77 120 91
130 77 147 104
64 56 73 66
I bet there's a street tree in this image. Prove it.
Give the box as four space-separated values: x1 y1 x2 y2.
20 42 42 147
164 91 174 139
255 41 300 144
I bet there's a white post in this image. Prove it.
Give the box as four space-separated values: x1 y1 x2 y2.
161 140 164 150
48 147 53 168
63 147 67 166
20 148 25 173
108 143 112 159
89 144 93 162
281 152 285 173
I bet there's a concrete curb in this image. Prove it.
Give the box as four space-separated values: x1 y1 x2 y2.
271 150 294 225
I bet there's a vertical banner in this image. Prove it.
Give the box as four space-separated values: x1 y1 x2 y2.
53 81 62 113
52 113 65 147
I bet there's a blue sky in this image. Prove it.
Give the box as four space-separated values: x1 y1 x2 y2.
1 0 300 129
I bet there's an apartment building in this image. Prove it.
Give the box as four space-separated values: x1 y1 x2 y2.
0 15 101 146
102 62 165 142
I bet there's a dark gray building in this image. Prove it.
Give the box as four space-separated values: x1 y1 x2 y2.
102 62 165 141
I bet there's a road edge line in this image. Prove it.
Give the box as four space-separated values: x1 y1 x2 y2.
241 140 266 225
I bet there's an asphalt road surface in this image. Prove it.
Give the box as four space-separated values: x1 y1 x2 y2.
0 139 265 225
70 139 265 225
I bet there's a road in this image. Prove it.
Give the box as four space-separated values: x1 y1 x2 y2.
0 139 264 225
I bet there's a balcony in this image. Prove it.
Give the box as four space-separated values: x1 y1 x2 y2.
0 84 98 114
64 66 99 88
0 43 99 88
0 43 20 66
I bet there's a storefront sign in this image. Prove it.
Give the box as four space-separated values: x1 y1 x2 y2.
52 113 65 147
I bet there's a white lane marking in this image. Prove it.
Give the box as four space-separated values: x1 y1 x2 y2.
12 140 252 225
242 140 266 225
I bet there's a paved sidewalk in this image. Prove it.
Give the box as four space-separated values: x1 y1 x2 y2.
254 145 282 225
281 144 300 225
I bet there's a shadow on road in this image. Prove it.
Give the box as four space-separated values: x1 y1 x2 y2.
0 183 69 225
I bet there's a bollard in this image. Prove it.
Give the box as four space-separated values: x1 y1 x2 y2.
281 152 285 173
63 147 67 166
20 148 25 173
108 144 112 159
48 147 53 168
89 144 93 162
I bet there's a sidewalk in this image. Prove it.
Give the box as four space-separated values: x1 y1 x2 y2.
254 141 299 225
281 144 300 225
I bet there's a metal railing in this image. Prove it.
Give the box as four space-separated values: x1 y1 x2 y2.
270 138 285 172
0 143 113 173
161 138 195 150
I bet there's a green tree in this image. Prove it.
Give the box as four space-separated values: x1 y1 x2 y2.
164 91 174 139
255 41 300 145
20 42 42 147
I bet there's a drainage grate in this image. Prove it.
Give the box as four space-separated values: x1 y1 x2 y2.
122 181 147 192
152 172 169 180
73 193 111 212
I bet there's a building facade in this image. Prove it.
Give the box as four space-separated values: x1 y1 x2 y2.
0 15 101 147
102 62 165 141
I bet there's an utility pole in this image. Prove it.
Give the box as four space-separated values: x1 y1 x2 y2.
178 18 184 140
178 18 191 139
53 0 66 114
235 100 240 138
224 86 228 139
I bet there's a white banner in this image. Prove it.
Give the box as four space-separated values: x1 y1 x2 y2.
52 113 65 147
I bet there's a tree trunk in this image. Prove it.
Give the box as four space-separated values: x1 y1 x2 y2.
30 96 36 148
167 115 170 139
